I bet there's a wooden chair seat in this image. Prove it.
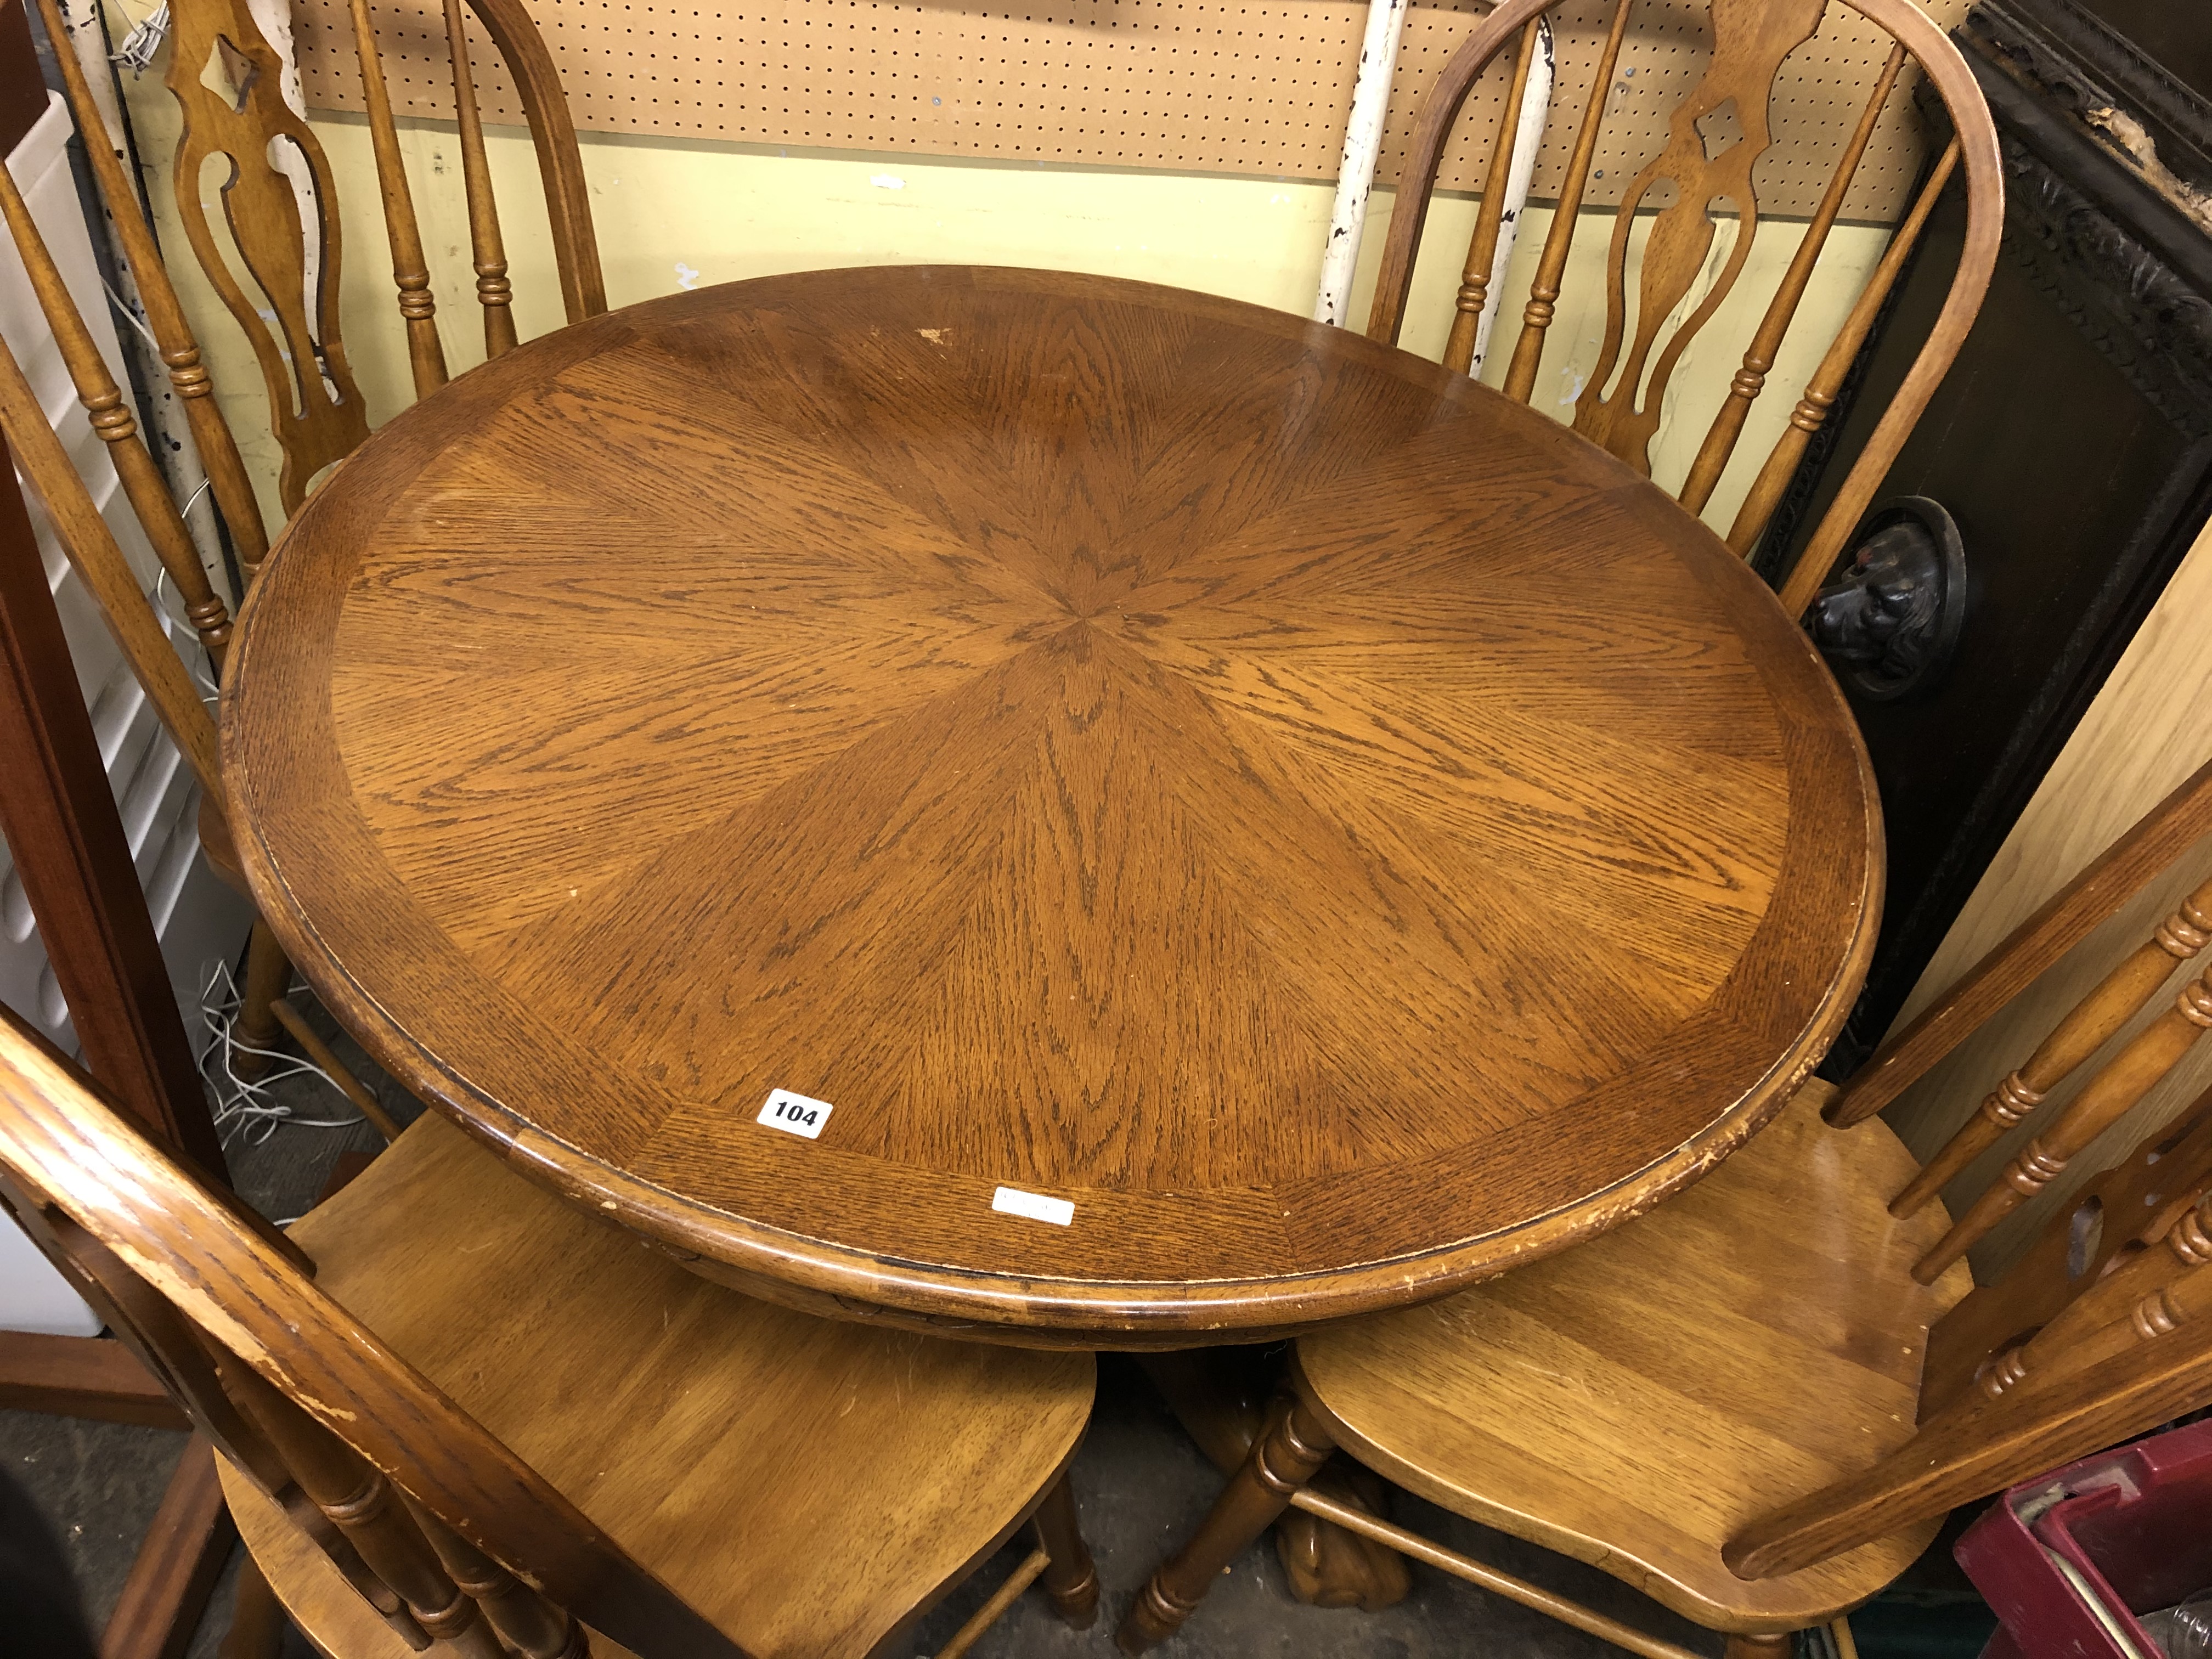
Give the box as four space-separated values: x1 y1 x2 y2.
235 1110 1093 1657
1295 1080 1972 1633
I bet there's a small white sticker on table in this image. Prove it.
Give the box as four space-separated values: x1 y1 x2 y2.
758 1088 834 1139
992 1185 1074 1226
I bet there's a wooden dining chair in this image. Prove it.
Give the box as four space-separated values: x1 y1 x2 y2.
156 0 603 514
1118 754 2212 1657
1368 0 2002 623
0 138 369 1094
0 999 1099 1658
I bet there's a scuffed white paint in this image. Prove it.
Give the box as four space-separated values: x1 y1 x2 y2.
1312 0 1408 328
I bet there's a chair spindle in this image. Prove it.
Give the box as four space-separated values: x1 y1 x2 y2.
1914 957 2212 1284
0 160 234 667
347 0 450 398
1442 18 1543 376
406 1498 589 1659
1499 0 1634 405
1679 42 1908 517
0 332 220 795
443 0 518 358
1892 877 2212 1223
1977 1190 2212 1402
223 1356 509 1659
1747 136 1962 589
28 0 272 583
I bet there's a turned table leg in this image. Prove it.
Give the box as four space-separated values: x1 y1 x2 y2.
1139 1350 1410 1611
1119 1396 1335 1653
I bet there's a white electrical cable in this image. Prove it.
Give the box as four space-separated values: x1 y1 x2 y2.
1314 0 1409 327
195 957 365 1148
1470 16 1554 378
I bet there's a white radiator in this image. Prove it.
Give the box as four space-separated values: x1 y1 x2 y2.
0 92 252 1335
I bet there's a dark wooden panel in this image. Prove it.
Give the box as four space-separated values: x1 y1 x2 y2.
0 435 226 1173
1769 6 2212 1076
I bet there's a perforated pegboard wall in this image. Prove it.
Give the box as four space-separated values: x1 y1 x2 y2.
290 0 1970 218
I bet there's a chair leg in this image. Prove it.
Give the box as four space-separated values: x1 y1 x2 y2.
228 922 291 1082
1116 1396 1335 1654
218 1552 289 1659
1723 1634 1796 1658
1031 1469 1098 1628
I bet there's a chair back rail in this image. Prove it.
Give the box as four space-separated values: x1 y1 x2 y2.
1364 0 2001 612
0 1005 748 1658
1718 1081 2212 1585
27 0 273 581
1716 768 2212 1585
346 0 606 392
1830 757 2212 1128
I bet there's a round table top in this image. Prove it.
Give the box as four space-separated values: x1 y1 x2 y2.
225 265 1879 1345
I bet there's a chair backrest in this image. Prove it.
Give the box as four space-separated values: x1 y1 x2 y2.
1722 758 2212 1581
29 0 272 584
0 1002 747 1658
0 212 227 811
1366 0 2002 617
158 0 603 515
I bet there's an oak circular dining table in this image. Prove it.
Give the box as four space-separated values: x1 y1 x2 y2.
222 263 1880 1351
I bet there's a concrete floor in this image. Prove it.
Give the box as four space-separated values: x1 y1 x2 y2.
0 997 2001 1657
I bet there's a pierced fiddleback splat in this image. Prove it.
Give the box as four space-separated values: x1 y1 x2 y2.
348 0 450 398
1500 0 1634 405
166 0 369 517
0 156 232 667
1571 0 1830 476
1441 18 1542 376
444 0 518 358
27 0 272 582
1679 41 1906 516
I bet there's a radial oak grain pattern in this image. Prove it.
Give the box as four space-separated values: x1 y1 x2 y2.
223 267 1880 1341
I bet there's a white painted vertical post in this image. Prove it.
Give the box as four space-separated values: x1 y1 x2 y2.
1313 0 1407 328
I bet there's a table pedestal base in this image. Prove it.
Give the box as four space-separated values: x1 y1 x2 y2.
1139 1351 1410 1611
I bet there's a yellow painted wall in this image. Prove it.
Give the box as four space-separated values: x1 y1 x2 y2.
106 0 1894 548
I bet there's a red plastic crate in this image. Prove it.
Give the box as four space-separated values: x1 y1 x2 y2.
1956 1417 2212 1657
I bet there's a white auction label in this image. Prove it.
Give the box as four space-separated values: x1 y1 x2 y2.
757 1088 834 1139
991 1186 1074 1226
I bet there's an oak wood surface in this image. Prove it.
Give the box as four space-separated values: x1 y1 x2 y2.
1292 1079 1972 1632
1834 757 2212 1128
287 1108 1093 1656
0 1002 1096 1659
224 264 1881 1341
